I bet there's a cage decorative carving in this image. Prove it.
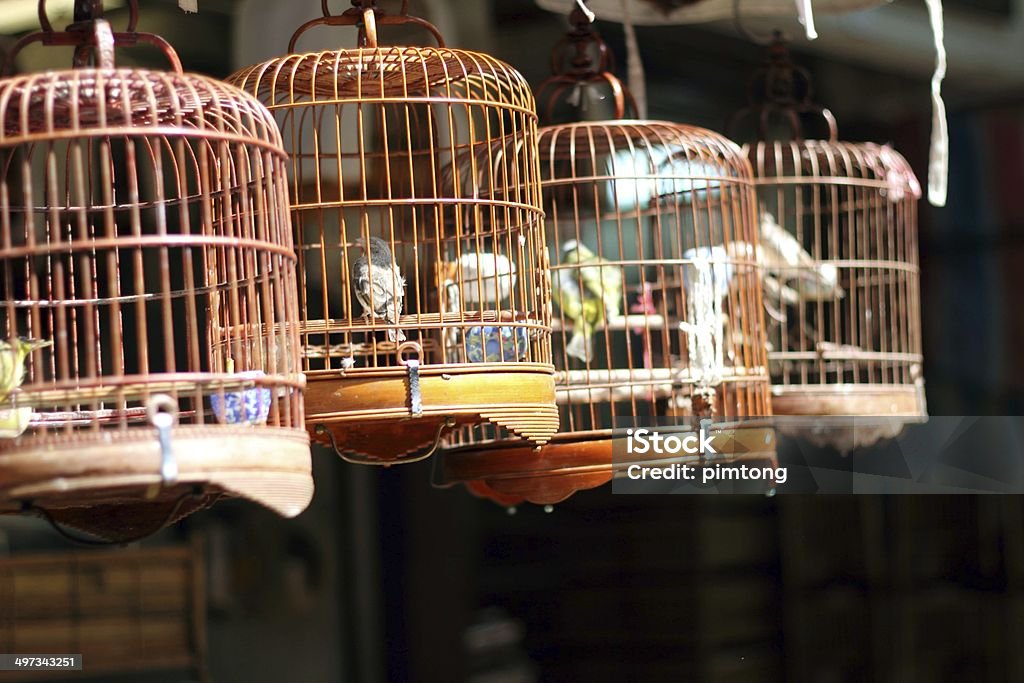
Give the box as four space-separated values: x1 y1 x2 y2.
731 37 926 451
0 1 311 528
228 0 557 464
438 12 776 505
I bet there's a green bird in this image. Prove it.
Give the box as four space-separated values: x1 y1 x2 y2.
0 337 51 404
0 337 50 439
555 240 623 363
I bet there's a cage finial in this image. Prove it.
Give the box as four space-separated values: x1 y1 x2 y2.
535 11 638 124
727 32 837 143
1 0 181 75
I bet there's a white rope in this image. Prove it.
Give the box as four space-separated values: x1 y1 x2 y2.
620 0 647 118
794 0 818 40
925 0 948 207
682 257 725 389
575 0 596 22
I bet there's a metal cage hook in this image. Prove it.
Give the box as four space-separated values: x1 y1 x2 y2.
147 394 180 489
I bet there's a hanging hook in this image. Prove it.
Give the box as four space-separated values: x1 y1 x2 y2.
147 394 179 489
314 416 457 466
398 341 424 417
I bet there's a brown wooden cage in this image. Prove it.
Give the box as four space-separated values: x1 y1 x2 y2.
437 13 776 505
227 0 556 464
0 3 311 530
731 37 926 451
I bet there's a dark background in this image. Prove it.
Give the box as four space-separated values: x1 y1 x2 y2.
2 0 1024 680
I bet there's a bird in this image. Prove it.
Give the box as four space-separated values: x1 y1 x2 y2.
0 407 32 439
442 252 517 312
604 146 726 211
756 212 845 302
352 236 406 343
0 337 51 404
554 240 622 363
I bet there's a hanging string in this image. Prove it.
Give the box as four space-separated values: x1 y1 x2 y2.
682 257 725 392
732 0 806 46
794 0 817 40
574 0 596 22
925 0 947 207
620 0 648 118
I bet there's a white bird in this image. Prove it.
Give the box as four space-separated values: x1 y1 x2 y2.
604 146 726 212
444 252 517 311
757 212 845 302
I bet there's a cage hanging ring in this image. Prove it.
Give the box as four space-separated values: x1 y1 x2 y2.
361 6 378 48
146 394 180 426
397 340 423 365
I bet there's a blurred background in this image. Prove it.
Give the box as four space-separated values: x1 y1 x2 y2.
1 0 1023 680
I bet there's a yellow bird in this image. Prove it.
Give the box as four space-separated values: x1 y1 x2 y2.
0 407 32 438
0 337 51 404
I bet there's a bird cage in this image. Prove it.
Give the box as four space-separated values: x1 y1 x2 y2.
438 12 776 505
730 36 926 451
0 0 312 531
227 0 556 464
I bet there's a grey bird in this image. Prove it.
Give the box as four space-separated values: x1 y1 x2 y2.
353 236 406 342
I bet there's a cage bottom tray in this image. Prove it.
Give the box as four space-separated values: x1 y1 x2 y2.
439 425 778 505
306 363 558 463
0 426 312 537
771 384 927 451
770 383 927 417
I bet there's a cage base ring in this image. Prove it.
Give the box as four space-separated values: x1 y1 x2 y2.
0 426 312 519
306 365 558 462
770 384 927 417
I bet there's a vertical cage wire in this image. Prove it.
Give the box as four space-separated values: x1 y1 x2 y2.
732 37 925 450
0 7 311 522
228 1 557 464
436 13 776 505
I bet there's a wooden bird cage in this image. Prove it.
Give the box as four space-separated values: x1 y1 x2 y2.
438 13 776 505
0 1 312 530
731 37 926 451
228 0 556 464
